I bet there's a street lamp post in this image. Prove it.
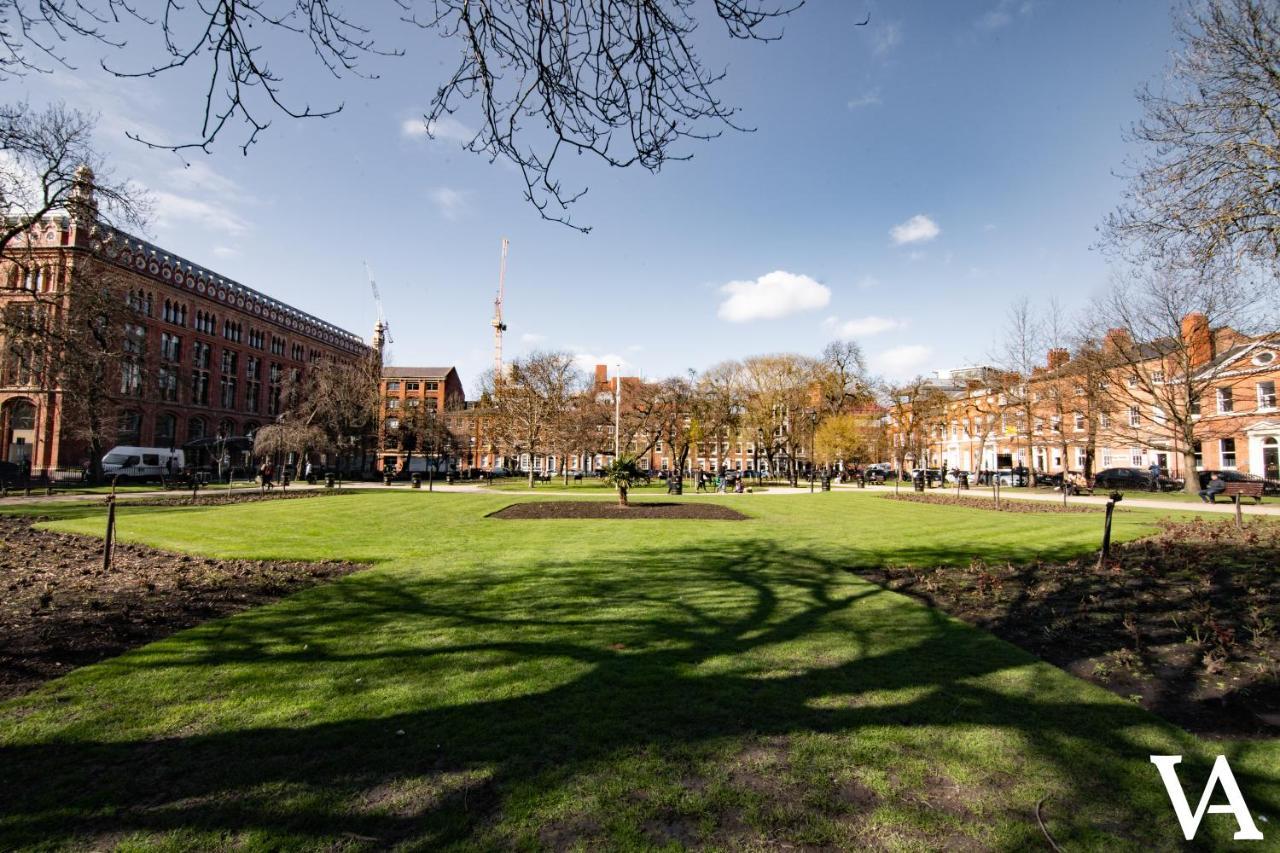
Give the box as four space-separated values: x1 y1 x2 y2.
808 409 817 493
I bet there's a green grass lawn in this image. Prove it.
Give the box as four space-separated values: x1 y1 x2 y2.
0 492 1274 850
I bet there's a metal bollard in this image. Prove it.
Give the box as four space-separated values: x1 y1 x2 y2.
412 473 422 489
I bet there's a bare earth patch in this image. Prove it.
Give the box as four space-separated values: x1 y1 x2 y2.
0 514 363 700
884 492 1105 514
856 519 1280 737
488 501 749 520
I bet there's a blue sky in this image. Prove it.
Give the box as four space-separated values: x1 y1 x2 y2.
17 1 1177 394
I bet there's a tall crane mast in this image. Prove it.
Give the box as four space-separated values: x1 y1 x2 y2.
492 238 509 377
364 261 392 344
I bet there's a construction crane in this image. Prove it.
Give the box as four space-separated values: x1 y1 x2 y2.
492 238 509 377
363 260 392 345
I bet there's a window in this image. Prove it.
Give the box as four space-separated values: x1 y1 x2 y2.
1221 437 1237 468
248 328 264 349
291 343 304 361
425 381 439 391
158 366 179 401
1151 370 1164 383
1253 350 1276 367
9 401 35 430
117 410 141 444
188 417 206 442
1128 406 1140 427
161 332 182 362
271 336 285 356
387 398 401 409
1074 412 1085 431
220 351 238 409
119 360 141 396
1259 381 1277 410
222 320 242 342
386 417 400 431
1152 406 1166 425
195 310 216 335
245 356 261 414
155 413 176 447
407 398 420 407
1033 417 1044 433
1131 448 1144 466
163 300 187 326
127 289 153 316
1050 415 1061 433
192 341 211 405
268 363 283 416
1218 387 1234 413
1190 394 1200 416
405 381 420 391
1193 440 1203 469
1127 375 1138 387
386 381 401 392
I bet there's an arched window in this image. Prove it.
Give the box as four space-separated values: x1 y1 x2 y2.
156 413 177 448
188 416 207 442
9 400 35 430
218 418 237 438
117 410 142 444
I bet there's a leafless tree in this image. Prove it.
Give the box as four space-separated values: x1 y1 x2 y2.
993 298 1046 482
0 0 808 230
277 351 382 474
1 101 147 260
816 340 872 415
884 377 947 480
1086 264 1272 492
739 354 818 485
483 350 584 487
0 252 148 480
1104 0 1280 276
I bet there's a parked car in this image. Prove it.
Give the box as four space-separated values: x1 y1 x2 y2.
1092 467 1183 492
0 460 21 486
1196 469 1280 497
101 446 185 482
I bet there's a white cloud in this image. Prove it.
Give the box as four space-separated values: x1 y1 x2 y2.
823 315 906 338
890 214 940 245
846 89 881 110
430 187 469 220
976 0 1036 31
569 350 630 373
874 21 902 57
152 191 248 236
871 345 934 381
717 270 831 323
402 116 475 143
521 332 547 344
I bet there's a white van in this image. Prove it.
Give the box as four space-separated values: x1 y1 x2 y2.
101 446 185 481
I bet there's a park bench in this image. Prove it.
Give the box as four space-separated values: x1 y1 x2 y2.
1218 481 1264 505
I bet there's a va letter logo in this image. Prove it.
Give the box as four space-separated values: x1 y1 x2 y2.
1150 755 1263 841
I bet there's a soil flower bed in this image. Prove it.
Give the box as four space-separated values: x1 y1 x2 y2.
119 488 359 508
857 518 1280 737
489 501 748 520
884 492 1104 514
0 514 362 700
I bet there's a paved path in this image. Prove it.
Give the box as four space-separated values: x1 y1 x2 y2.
1 479 1274 516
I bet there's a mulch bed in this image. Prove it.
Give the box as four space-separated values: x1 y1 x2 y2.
0 514 363 700
884 492 1104 514
489 501 749 520
856 518 1280 737
117 489 359 507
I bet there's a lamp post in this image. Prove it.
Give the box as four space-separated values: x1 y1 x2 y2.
808 409 817 493
613 365 621 460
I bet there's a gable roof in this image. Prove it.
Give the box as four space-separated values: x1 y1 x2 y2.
383 366 456 380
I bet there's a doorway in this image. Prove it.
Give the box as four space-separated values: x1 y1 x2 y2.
1265 437 1279 481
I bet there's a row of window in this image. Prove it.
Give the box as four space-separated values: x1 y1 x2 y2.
117 411 262 447
155 297 312 359
385 380 440 392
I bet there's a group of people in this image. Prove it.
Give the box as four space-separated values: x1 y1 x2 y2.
694 470 745 494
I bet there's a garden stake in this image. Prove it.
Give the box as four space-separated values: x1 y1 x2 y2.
1235 495 1244 531
1097 491 1123 569
102 494 116 571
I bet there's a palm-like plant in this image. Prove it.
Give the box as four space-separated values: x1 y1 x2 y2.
604 455 643 507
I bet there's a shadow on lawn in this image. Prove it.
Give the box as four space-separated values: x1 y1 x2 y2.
0 537 1262 850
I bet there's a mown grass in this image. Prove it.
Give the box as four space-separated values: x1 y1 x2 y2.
0 491 1274 850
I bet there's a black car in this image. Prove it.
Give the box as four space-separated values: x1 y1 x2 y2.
1092 467 1183 492
1197 469 1280 497
0 460 22 486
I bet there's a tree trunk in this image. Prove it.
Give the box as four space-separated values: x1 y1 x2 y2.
1182 446 1199 494
618 484 628 506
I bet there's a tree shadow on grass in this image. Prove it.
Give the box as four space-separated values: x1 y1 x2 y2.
0 538 1268 850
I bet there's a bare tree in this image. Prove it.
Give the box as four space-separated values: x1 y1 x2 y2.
993 298 1045 482
483 350 584 487
0 1 808 229
884 377 948 479
0 252 148 480
816 340 872 415
739 354 818 485
1087 264 1272 492
1105 0 1280 275
278 352 381 475
1 101 147 260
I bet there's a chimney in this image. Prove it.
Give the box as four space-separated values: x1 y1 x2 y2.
1182 312 1213 367
1103 328 1132 354
595 364 608 388
1047 348 1070 370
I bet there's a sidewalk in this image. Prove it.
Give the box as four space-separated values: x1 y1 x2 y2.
836 482 1280 516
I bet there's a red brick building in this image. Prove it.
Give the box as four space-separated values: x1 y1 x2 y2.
375 366 466 473
0 171 372 474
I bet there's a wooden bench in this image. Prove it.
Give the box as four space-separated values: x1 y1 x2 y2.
1220 481 1264 504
